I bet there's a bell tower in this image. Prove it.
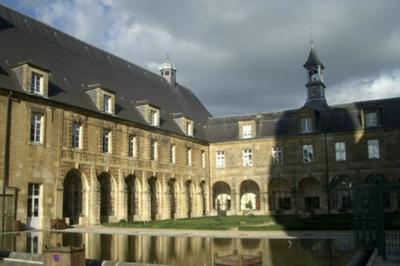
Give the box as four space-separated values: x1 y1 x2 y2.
159 54 177 87
303 44 327 109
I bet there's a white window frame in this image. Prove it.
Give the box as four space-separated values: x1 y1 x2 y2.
128 135 137 157
71 122 82 149
300 117 313 134
103 94 112 114
151 140 158 161
186 121 193 136
335 142 346 161
187 148 192 166
102 129 112 154
30 112 44 143
365 112 378 128
201 151 206 168
216 151 225 169
272 146 283 165
170 144 176 164
150 109 160 127
368 139 380 160
31 72 43 95
243 149 253 167
303 144 314 163
242 124 252 139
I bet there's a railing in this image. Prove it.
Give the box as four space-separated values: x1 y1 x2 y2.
61 148 208 176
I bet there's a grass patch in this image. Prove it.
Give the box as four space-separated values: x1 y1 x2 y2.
104 213 400 231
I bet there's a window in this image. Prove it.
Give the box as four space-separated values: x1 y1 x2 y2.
150 110 159 126
242 125 252 139
303 144 314 163
243 149 253 167
187 148 192 166
335 142 346 161
71 122 82 149
216 151 225 169
128 135 137 157
368 139 380 159
186 121 193 136
102 129 112 153
103 95 112 113
31 72 43 94
272 146 283 165
365 112 378 128
201 151 206 168
30 112 44 143
150 139 158 161
300 117 313 133
170 144 176 164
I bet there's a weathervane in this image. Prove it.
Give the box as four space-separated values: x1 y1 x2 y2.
309 27 314 48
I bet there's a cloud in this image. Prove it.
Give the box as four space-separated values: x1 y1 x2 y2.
4 0 400 116
328 70 400 105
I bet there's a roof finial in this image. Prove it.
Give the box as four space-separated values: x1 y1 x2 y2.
309 27 314 48
166 53 171 62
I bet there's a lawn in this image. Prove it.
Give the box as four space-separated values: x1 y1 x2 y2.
105 213 400 231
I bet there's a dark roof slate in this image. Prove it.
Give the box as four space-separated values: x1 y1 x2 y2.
0 4 211 141
205 97 400 142
303 47 324 69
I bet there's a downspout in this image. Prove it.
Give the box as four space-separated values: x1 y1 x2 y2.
1 91 13 233
324 132 331 214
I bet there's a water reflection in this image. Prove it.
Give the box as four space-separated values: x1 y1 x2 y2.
0 232 355 266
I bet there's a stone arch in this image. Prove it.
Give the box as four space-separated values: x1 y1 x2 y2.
98 172 115 223
298 177 321 210
125 175 141 222
212 181 231 211
148 176 161 220
328 175 352 211
63 169 87 225
268 178 291 211
240 180 260 211
365 174 387 184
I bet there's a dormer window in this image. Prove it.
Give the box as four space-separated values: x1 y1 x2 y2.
365 111 378 128
31 72 43 95
173 114 194 136
103 94 112 114
86 85 115 115
12 62 50 97
242 125 252 139
186 121 194 136
300 117 313 134
150 109 160 127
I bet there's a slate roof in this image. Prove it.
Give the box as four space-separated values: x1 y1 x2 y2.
303 47 324 69
205 97 400 142
0 4 211 141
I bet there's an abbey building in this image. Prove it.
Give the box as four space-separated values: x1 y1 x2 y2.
0 4 399 230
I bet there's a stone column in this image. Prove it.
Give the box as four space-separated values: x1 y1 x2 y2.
175 178 186 219
141 171 150 221
89 165 99 225
117 170 127 221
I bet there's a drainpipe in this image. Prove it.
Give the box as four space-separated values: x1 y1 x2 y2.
1 91 13 233
323 132 331 214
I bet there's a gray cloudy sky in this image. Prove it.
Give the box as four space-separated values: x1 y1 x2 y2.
3 0 400 116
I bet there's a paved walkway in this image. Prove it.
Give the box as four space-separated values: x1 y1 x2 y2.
48 225 353 239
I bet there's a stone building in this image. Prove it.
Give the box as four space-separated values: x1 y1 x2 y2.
0 4 399 230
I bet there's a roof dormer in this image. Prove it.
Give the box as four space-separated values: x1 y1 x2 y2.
296 106 317 134
12 61 50 97
173 113 194 136
238 120 256 139
135 100 160 127
86 84 115 115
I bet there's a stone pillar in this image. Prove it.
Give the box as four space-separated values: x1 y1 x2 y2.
160 175 171 220
175 178 186 219
141 172 151 221
259 182 266 215
89 165 99 225
117 170 127 221
193 184 202 217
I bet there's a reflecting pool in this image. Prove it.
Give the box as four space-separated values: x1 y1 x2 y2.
0 232 356 266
